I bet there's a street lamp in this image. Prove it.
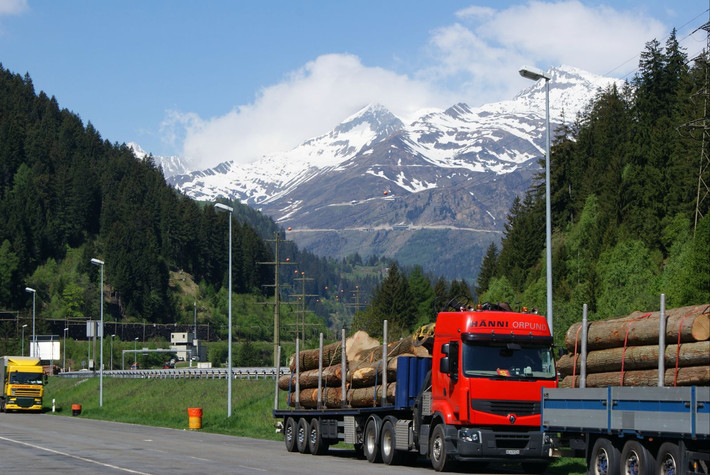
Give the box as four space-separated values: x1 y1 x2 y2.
63 327 69 371
21 324 27 356
215 201 234 417
91 258 105 407
25 287 36 357
110 334 116 370
519 65 553 335
134 337 139 367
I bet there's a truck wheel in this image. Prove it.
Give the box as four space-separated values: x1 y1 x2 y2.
621 440 654 475
430 424 451 472
590 437 620 475
363 418 381 463
381 420 402 465
284 417 297 452
655 442 681 475
308 418 328 455
296 418 311 454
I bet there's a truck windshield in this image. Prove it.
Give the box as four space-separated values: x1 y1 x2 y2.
462 342 556 379
9 372 44 385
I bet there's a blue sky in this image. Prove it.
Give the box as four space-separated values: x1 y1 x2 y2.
0 0 706 170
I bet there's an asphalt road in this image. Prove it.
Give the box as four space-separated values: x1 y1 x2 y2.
0 413 531 474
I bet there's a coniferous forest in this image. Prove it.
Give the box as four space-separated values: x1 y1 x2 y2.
476 32 710 339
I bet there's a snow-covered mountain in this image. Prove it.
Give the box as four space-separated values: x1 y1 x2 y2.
128 142 191 178
165 66 621 281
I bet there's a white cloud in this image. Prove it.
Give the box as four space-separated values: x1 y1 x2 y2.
168 1 669 170
423 0 666 102
169 54 453 169
0 0 27 15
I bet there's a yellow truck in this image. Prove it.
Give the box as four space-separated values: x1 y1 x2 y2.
0 356 45 412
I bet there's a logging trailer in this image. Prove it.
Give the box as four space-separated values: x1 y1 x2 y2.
273 306 557 472
542 299 710 475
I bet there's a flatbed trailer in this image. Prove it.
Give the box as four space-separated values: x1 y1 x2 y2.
542 386 709 474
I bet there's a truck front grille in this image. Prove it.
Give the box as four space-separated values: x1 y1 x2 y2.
13 388 40 397
471 399 540 416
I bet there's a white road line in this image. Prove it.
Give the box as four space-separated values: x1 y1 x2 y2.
0 435 152 474
237 465 267 472
189 456 210 462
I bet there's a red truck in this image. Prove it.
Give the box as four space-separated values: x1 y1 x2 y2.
274 305 558 472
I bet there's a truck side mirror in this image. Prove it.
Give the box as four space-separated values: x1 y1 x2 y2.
439 356 450 374
557 347 569 358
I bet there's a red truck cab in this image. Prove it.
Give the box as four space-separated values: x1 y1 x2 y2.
428 307 557 470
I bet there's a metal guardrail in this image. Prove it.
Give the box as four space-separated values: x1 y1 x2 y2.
58 367 290 380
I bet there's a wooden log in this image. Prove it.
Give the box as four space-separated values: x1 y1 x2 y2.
347 355 406 388
347 382 397 407
559 365 710 388
354 336 429 362
564 304 710 351
287 387 344 408
558 341 710 376
278 365 343 390
288 340 344 372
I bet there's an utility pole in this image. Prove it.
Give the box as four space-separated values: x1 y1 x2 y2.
258 231 295 366
292 272 317 341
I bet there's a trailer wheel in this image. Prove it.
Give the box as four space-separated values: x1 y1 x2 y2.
381 420 402 465
308 418 328 455
621 440 654 475
430 424 451 472
296 418 311 454
284 417 297 452
364 418 381 463
590 437 620 475
655 442 681 475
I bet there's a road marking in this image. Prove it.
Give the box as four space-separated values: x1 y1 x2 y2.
237 465 267 472
0 435 152 474
189 456 210 462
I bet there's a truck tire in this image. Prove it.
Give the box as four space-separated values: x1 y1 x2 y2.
364 418 381 463
621 440 654 475
296 417 311 454
655 442 681 475
308 418 328 455
381 420 402 465
430 424 451 472
589 437 620 475
284 417 297 452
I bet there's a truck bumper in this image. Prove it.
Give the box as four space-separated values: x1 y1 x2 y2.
451 426 552 462
5 396 42 411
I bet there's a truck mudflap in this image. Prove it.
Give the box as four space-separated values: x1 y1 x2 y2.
445 425 553 462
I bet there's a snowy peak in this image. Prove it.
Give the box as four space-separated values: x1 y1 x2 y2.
128 142 191 178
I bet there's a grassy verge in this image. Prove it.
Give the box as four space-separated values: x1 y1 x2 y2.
44 376 586 473
45 376 282 440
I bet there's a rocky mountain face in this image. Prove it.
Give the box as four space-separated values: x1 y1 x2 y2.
157 66 621 283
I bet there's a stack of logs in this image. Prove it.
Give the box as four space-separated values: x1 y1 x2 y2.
558 304 710 388
278 331 431 408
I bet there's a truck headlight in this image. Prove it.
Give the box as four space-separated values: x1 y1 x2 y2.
459 429 481 443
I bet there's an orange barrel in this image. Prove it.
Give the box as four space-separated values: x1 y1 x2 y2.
187 407 203 429
71 404 82 416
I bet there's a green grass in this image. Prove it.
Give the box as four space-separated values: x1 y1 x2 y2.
44 376 587 473
45 376 284 440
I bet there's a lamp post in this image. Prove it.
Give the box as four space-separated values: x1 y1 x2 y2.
21 324 27 356
519 65 553 335
63 327 69 371
110 334 115 370
25 287 36 357
91 258 105 407
215 202 233 417
134 337 139 367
